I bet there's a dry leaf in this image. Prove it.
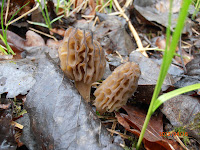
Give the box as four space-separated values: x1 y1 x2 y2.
116 105 183 150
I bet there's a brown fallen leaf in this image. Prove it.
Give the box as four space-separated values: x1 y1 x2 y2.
0 30 45 59
25 30 45 47
116 105 184 150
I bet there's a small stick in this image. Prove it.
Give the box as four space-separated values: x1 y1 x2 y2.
108 11 122 16
5 0 10 24
11 121 23 130
93 16 100 26
29 27 58 41
113 0 148 57
107 128 131 139
6 3 39 26
174 135 189 150
179 35 187 73
123 0 133 8
110 121 117 136
192 28 200 35
98 0 111 12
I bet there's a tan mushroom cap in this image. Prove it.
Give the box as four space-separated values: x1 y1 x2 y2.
58 27 106 102
94 62 141 114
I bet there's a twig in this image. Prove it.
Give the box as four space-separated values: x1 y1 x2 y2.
93 16 100 26
6 3 39 26
179 35 187 73
5 0 10 24
29 27 58 41
107 128 132 139
113 0 148 57
123 0 133 8
192 28 200 35
98 0 111 12
11 121 23 130
174 135 189 150
111 121 117 136
108 11 122 16
67 0 86 17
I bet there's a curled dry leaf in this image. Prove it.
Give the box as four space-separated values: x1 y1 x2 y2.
25 30 45 47
58 27 106 102
94 62 141 114
116 105 184 150
24 54 122 150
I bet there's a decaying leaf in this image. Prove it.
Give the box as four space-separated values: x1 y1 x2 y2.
25 54 122 150
133 0 194 34
161 95 200 141
0 99 17 150
174 56 200 95
116 105 183 150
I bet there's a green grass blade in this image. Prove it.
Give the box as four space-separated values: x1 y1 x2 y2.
1 0 5 37
0 44 8 55
43 0 52 29
50 15 64 24
56 0 60 14
136 0 192 149
7 2 30 25
36 0 50 28
110 0 113 13
27 21 49 28
153 84 200 112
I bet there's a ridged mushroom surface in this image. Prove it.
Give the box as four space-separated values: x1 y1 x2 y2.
94 62 141 114
58 27 106 102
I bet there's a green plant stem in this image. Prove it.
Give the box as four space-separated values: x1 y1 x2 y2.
56 0 60 14
192 0 200 19
36 0 51 29
43 0 51 28
110 0 113 13
136 0 192 149
0 0 15 55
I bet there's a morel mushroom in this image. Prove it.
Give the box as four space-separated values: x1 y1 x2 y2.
58 27 106 102
94 62 141 114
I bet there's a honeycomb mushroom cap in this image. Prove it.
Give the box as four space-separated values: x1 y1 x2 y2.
94 62 141 114
59 27 105 84
58 27 106 102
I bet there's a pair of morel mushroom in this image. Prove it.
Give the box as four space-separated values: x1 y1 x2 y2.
58 27 141 114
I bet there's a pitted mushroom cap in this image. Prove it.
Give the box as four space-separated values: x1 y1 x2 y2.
59 27 105 84
94 62 141 114
58 27 106 102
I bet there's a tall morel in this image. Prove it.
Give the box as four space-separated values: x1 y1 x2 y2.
94 62 141 114
58 27 106 102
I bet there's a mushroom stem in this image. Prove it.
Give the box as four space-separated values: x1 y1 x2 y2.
75 81 91 102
